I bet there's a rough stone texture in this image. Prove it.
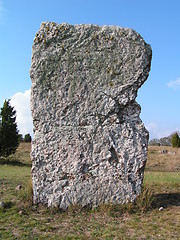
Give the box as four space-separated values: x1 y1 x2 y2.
30 22 152 209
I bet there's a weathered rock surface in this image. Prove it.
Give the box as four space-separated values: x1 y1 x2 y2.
30 22 152 209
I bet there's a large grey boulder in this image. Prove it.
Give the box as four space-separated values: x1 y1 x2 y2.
30 22 152 209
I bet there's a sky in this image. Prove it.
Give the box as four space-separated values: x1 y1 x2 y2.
0 0 180 139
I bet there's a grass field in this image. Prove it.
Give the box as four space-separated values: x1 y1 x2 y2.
0 143 179 239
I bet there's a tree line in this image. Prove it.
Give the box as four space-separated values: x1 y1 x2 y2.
0 100 32 158
149 132 180 148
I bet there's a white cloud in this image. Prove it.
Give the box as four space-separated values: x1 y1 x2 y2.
146 122 160 139
167 77 180 90
10 89 33 137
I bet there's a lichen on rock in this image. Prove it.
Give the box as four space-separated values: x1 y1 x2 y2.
30 22 152 209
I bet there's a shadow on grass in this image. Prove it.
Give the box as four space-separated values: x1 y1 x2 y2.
152 192 180 208
0 158 31 167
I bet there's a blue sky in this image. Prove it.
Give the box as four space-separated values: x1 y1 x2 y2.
0 0 180 139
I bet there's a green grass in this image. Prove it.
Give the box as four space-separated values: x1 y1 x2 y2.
144 171 180 185
0 143 179 239
0 165 30 179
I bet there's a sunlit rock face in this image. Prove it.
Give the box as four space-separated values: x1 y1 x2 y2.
30 22 152 209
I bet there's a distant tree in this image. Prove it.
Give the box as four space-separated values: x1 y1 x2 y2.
18 134 23 143
24 133 32 142
0 100 19 158
159 137 171 146
171 133 180 148
149 138 160 146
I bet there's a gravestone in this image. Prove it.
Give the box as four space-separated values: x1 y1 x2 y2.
30 22 152 209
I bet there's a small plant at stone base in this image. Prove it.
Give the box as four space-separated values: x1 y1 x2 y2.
94 185 154 216
134 185 154 212
109 202 135 217
92 201 134 218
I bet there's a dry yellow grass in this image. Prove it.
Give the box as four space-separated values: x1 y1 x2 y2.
14 142 31 164
147 145 180 172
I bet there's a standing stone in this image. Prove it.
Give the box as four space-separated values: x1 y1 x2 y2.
30 22 152 209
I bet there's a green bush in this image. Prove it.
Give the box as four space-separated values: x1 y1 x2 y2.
24 134 32 142
171 133 180 148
